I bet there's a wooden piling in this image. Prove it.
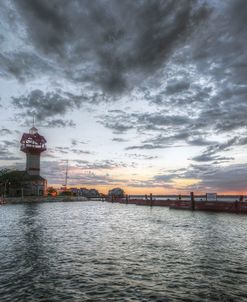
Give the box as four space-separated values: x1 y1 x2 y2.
190 192 195 211
150 193 153 207
238 195 243 213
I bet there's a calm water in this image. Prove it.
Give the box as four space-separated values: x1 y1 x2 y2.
0 202 247 302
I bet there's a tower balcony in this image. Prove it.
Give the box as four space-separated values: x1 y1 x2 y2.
20 143 46 154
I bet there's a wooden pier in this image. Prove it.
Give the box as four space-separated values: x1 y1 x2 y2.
108 193 247 214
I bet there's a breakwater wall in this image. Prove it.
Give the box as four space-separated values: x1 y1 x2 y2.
0 196 90 204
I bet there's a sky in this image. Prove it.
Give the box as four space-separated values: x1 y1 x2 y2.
0 0 247 194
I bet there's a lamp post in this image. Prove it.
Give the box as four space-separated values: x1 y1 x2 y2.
4 181 10 198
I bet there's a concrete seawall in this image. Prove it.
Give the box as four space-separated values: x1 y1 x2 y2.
1 196 90 204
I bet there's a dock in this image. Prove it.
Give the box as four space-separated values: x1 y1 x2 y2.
107 193 247 214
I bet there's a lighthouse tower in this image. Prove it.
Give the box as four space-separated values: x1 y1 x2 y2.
20 126 47 176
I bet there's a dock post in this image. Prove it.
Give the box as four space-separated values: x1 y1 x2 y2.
125 194 129 204
150 193 153 207
239 195 243 213
190 192 195 211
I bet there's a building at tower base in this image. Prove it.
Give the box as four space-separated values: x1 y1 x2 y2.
0 170 47 197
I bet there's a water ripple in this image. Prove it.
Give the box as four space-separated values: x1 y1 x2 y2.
0 202 247 301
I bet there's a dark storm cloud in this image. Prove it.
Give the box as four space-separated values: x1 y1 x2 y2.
125 144 167 151
71 139 87 146
184 0 247 136
99 110 194 136
128 168 178 188
2 0 247 194
103 122 133 134
54 146 91 155
112 138 128 143
97 111 134 134
150 162 247 192
0 139 22 161
0 128 12 135
127 179 174 189
71 149 91 155
12 89 84 127
0 52 53 80
165 79 190 94
12 89 81 120
9 0 209 93
187 137 216 146
74 159 130 170
1 139 19 148
100 103 247 156
54 147 70 154
200 166 247 192
125 153 158 160
71 139 77 146
185 163 247 192
192 136 247 163
135 113 192 130
125 0 247 153
192 154 234 163
154 174 178 182
99 109 218 150
44 119 76 128
143 132 190 146
0 156 22 161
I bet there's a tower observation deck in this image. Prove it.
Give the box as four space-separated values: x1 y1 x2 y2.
20 127 47 176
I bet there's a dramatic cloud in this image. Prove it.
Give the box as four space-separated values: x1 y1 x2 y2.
166 79 190 94
74 159 131 170
192 136 247 163
185 163 247 192
125 153 158 160
12 89 81 121
112 138 128 143
0 128 12 136
1 1 247 192
97 111 135 134
54 147 91 155
149 162 247 193
10 0 209 93
0 139 22 161
126 144 167 151
0 52 54 80
43 119 76 128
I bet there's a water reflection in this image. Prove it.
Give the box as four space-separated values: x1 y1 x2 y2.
0 202 247 302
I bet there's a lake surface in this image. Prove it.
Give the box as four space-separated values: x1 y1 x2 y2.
0 201 247 302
